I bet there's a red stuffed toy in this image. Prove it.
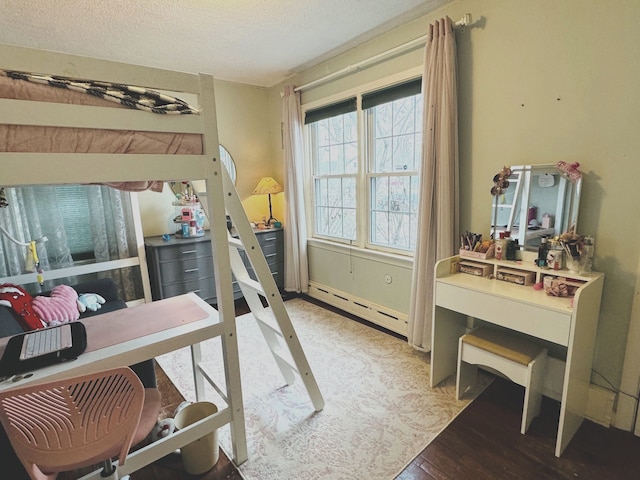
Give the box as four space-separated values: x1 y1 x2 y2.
0 283 44 331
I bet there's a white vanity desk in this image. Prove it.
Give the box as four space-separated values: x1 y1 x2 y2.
430 253 604 457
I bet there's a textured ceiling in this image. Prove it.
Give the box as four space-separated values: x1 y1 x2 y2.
0 0 451 87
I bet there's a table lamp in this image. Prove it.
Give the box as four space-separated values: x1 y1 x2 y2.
252 177 283 226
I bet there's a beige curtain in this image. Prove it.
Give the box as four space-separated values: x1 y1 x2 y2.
282 85 310 293
408 17 459 351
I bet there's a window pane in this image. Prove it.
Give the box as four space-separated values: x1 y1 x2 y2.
392 134 414 173
345 142 358 174
370 175 418 251
374 103 392 138
317 120 330 146
374 137 392 173
344 112 358 143
393 97 416 135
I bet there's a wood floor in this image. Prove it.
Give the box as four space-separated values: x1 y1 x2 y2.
397 376 640 480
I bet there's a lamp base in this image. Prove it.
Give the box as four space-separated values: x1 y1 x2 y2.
265 216 277 226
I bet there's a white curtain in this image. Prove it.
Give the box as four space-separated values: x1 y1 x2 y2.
408 17 460 351
0 185 140 300
281 85 310 293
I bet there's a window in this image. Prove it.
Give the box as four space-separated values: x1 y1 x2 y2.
305 78 422 254
306 98 358 241
364 79 422 251
44 185 95 260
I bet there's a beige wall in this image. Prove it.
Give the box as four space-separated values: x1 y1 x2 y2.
268 0 640 394
138 79 283 236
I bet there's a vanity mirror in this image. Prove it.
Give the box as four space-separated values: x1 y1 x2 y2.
491 163 582 251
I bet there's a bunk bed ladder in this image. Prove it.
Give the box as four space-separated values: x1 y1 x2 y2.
192 171 325 412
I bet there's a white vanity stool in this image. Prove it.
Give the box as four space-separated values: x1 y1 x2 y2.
457 327 547 434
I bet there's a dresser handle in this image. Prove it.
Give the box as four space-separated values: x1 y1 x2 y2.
189 289 202 294
182 249 198 254
265 253 276 258
184 268 199 273
264 236 276 242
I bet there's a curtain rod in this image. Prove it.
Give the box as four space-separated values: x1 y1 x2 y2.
294 13 472 93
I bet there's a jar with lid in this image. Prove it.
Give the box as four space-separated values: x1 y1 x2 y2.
546 239 564 271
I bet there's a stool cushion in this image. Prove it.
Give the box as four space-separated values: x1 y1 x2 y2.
462 327 544 366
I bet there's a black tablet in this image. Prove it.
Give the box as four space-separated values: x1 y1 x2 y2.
0 322 87 376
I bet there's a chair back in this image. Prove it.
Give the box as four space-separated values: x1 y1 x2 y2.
0 367 145 478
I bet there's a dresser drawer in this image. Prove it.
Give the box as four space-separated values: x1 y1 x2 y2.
256 230 283 246
156 241 212 262
262 245 282 265
162 277 216 300
158 256 215 285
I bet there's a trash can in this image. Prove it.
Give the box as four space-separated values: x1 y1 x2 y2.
174 401 220 474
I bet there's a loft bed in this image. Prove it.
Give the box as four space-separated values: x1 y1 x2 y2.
0 43 248 466
0 44 225 301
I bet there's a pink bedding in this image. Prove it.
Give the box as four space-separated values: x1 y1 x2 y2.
0 73 204 191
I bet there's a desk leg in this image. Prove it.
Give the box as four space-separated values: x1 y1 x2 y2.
430 306 467 387
190 342 206 401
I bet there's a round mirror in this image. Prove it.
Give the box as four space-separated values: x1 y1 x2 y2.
219 145 237 185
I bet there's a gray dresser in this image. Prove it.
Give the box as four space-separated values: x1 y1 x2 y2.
145 228 284 304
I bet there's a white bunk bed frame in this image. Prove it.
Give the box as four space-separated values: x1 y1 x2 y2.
0 43 248 464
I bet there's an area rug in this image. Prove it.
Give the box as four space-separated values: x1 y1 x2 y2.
156 298 489 480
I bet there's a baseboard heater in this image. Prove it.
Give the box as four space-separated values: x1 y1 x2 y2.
308 282 408 336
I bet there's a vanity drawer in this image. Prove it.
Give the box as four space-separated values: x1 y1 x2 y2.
158 256 214 285
435 282 571 346
156 241 211 262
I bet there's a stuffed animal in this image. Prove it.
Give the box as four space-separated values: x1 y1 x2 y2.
151 418 176 442
32 285 80 326
77 293 106 313
0 283 44 330
150 401 192 442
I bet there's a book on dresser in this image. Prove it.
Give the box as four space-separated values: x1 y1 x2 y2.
144 228 284 304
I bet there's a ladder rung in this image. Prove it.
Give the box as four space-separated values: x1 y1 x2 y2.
237 278 265 296
254 314 284 339
272 350 300 375
228 237 245 250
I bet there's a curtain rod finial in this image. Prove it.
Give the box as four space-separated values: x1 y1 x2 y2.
455 13 472 27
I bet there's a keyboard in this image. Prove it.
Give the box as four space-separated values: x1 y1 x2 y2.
19 324 73 361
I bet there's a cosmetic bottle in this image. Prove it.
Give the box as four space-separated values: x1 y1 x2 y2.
537 236 548 268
